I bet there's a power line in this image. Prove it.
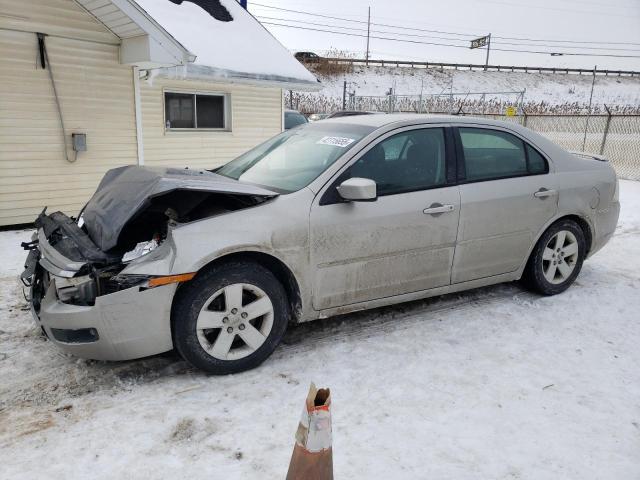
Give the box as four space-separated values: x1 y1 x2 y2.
255 15 640 52
492 34 640 46
251 3 476 37
492 39 640 52
260 22 473 49
250 2 640 47
479 0 633 18
259 21 640 58
256 15 470 44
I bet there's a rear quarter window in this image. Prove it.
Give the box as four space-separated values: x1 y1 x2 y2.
526 144 549 174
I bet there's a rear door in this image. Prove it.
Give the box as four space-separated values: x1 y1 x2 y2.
310 125 460 310
452 126 558 283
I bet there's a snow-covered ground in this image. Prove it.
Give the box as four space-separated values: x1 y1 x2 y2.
1 181 639 479
299 67 640 113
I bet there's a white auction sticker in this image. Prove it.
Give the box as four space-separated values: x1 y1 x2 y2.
316 136 355 148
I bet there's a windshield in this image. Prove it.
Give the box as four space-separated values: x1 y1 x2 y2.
217 123 373 193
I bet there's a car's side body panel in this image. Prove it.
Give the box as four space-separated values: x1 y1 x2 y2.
310 185 461 309
309 123 461 310
163 188 316 320
453 175 559 283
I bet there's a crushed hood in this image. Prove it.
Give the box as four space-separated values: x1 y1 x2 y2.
83 166 278 251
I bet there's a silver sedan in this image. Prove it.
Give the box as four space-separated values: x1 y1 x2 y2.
23 114 620 374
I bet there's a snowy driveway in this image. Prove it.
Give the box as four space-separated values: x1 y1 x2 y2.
1 181 639 479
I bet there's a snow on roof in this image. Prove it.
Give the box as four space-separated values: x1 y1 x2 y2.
133 0 320 89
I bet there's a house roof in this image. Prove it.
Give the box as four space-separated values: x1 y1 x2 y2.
76 0 319 90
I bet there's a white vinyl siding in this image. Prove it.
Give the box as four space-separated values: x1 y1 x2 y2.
0 0 136 226
0 31 138 225
141 78 283 170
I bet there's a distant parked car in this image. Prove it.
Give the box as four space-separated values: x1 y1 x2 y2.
23 114 619 375
326 110 384 119
308 113 330 122
284 109 308 129
294 51 321 63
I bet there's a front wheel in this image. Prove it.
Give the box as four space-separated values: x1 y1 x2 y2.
173 261 289 374
523 219 586 295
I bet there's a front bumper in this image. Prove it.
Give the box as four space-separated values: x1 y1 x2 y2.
22 220 178 361
31 278 177 361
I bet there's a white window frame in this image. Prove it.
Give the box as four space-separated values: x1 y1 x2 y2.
163 89 232 132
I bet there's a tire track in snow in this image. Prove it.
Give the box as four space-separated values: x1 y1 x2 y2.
277 284 540 357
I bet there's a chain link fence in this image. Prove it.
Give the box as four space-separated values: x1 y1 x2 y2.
345 92 640 180
349 91 526 116
468 113 640 180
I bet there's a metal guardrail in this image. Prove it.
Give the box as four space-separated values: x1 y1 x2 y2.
318 57 640 77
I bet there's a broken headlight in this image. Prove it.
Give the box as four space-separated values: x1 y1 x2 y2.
122 238 159 263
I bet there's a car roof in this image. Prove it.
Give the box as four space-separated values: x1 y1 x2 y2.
318 113 567 160
320 113 520 128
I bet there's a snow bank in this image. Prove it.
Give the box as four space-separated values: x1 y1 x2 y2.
307 66 640 112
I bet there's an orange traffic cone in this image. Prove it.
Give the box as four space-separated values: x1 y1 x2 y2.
286 383 333 480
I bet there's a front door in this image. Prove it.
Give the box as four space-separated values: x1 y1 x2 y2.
452 126 558 283
310 126 460 310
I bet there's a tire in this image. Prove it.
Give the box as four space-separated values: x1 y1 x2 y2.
522 219 586 296
172 261 289 374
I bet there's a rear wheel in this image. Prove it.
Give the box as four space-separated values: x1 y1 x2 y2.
173 262 289 374
523 219 586 295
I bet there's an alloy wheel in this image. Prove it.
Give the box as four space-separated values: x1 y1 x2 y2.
542 230 579 285
196 283 274 360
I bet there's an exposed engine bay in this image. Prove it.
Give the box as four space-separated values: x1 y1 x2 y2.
22 166 278 308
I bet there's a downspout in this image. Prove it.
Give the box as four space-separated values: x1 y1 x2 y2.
38 33 74 163
132 66 144 165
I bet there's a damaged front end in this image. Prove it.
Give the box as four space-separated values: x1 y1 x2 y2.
21 165 278 360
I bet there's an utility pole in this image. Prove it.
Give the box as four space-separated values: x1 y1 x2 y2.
365 6 371 66
342 80 347 110
582 65 597 151
485 33 491 71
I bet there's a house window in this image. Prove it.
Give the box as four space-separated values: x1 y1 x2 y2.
164 92 228 130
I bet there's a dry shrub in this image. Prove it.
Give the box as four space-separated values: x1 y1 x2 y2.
307 48 355 77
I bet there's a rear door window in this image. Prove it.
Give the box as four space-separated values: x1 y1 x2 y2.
459 128 527 181
459 128 547 181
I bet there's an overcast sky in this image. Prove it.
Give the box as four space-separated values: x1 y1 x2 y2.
247 0 640 71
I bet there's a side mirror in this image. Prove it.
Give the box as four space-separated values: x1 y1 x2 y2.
336 177 377 202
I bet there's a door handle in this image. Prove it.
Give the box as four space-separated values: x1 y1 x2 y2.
423 203 455 215
534 188 557 199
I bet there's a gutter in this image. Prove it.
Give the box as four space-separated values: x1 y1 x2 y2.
132 66 145 166
156 64 323 92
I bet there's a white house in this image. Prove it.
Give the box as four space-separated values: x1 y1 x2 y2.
0 0 319 226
